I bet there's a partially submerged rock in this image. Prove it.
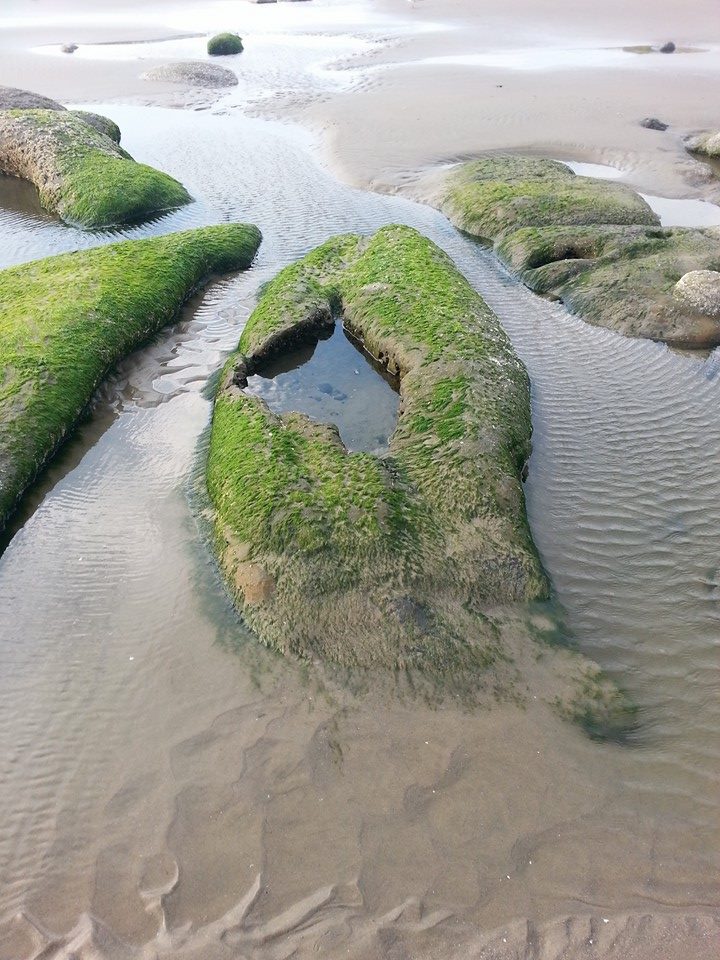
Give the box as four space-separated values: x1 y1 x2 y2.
496 224 720 346
141 60 239 88
0 224 261 532
70 109 121 144
208 225 548 679
659 40 676 53
640 117 669 131
430 155 657 244
685 130 720 159
0 108 190 228
207 32 244 56
423 154 720 346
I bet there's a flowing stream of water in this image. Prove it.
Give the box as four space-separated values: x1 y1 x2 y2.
0 12 718 959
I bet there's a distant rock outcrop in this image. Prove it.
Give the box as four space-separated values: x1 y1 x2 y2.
142 60 239 87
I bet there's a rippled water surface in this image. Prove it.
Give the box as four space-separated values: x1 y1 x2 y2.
0 8 718 958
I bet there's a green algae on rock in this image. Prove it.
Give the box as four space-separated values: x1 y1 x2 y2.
207 32 244 55
431 155 658 243
421 154 720 346
208 225 548 680
0 108 190 228
685 130 720 159
496 224 720 346
70 109 122 144
0 223 261 532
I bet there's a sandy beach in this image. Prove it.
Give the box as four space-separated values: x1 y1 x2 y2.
0 1 718 958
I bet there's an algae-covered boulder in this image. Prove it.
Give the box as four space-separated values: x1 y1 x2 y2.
0 85 64 111
431 155 658 243
141 61 239 88
0 224 261 531
208 225 548 678
496 224 720 346
0 109 190 228
207 32 244 56
422 154 720 346
70 109 121 144
685 130 720 159
0 87 122 145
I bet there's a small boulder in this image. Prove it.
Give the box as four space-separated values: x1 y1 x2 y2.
640 117 669 131
674 270 720 317
207 32 243 56
141 60 238 88
659 41 676 53
61 43 78 54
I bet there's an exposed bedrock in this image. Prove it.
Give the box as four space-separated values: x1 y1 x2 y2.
421 154 720 347
70 109 122 143
426 155 658 244
207 225 635 730
685 130 720 159
209 226 546 670
0 85 121 142
0 224 261 532
0 108 190 228
497 224 720 347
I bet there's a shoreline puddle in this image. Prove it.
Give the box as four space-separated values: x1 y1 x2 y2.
245 320 400 454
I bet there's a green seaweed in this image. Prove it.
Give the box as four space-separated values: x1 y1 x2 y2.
440 155 658 243
496 223 720 346
207 225 548 677
0 223 261 530
1 109 191 228
70 110 122 144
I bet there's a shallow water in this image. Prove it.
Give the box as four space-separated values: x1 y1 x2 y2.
563 159 720 227
246 322 400 454
0 8 719 958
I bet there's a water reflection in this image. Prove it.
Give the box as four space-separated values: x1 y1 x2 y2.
245 321 400 454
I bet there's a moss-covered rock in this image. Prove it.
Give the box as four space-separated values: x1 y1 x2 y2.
685 130 720 159
422 154 720 346
432 155 658 243
70 110 122 144
0 224 261 531
207 225 548 678
496 224 720 346
207 32 244 56
0 109 191 229
0 87 122 145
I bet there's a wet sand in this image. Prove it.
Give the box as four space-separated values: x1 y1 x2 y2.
0 2 719 959
301 0 720 201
